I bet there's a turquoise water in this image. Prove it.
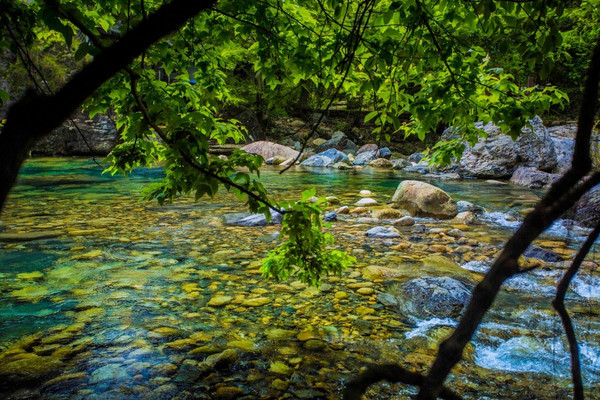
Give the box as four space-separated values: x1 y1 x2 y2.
0 158 598 399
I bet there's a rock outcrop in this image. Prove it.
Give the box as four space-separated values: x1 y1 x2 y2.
446 116 557 178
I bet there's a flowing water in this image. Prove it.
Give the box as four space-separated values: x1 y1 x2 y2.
0 158 599 399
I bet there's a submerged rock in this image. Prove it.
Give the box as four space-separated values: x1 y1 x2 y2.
391 276 471 319
391 180 458 219
524 245 563 263
365 226 401 238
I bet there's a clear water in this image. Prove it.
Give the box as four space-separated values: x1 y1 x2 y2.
0 158 599 399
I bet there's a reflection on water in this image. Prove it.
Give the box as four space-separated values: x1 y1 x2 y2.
0 158 598 399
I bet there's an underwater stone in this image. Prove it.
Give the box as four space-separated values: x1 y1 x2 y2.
365 226 400 238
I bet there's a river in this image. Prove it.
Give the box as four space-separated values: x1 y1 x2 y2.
0 158 598 399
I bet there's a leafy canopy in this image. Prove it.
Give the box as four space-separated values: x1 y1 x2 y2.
1 0 579 284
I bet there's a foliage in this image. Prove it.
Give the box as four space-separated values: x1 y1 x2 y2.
1 0 589 285
261 189 356 286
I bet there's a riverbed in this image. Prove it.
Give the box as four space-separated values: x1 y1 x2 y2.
0 158 598 399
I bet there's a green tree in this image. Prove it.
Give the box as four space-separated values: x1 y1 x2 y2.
1 1 599 398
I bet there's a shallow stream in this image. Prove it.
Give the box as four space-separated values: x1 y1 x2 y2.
0 158 599 399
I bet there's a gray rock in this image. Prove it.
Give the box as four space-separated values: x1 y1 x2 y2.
392 216 415 226
313 132 358 154
357 144 378 154
353 150 378 165
447 116 557 178
565 185 600 228
323 212 337 222
365 226 401 238
377 147 392 159
241 141 299 161
90 364 130 384
300 149 349 167
391 277 471 319
524 245 563 263
32 114 118 156
548 125 576 174
509 166 560 189
408 153 424 163
402 164 432 174
377 293 399 307
456 200 475 213
392 158 411 169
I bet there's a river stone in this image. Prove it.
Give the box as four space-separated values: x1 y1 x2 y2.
0 230 64 242
402 164 432 174
357 144 378 154
240 141 299 161
446 116 557 178
524 245 563 263
409 153 424 163
265 155 288 165
332 161 353 170
355 198 377 206
336 206 349 214
373 208 404 220
369 158 394 168
90 364 130 384
509 166 559 189
392 158 411 169
377 147 392 159
452 211 481 225
391 180 458 219
300 148 349 167
207 295 233 307
391 277 471 319
365 226 401 238
323 212 337 222
0 353 63 387
313 131 358 154
457 200 476 213
392 216 415 226
353 150 378 165
203 349 238 369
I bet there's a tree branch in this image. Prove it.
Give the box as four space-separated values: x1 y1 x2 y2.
552 221 600 400
416 34 600 400
343 363 463 400
0 0 217 213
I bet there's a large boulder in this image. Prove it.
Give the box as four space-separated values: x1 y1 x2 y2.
300 149 349 167
564 185 600 228
32 114 118 156
509 166 560 189
446 116 557 178
388 276 471 319
391 180 458 219
314 131 358 154
547 125 576 174
240 141 299 162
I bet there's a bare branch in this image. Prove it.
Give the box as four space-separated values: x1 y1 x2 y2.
343 363 463 400
553 221 600 400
